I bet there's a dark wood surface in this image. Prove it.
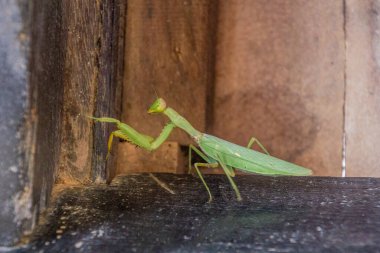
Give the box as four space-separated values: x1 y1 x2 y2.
12 174 380 253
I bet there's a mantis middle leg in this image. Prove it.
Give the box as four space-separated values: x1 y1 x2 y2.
188 145 218 202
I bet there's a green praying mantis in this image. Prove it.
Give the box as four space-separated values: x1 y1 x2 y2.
89 98 312 202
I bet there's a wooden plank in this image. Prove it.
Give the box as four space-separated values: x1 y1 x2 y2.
56 1 99 184
120 0 217 173
29 0 65 221
25 175 380 252
123 0 217 143
57 1 125 184
91 0 126 183
212 0 345 176
345 0 380 177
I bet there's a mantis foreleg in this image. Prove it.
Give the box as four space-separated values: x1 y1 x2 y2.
107 130 131 159
89 116 176 155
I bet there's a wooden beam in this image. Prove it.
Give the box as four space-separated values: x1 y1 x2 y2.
57 0 125 184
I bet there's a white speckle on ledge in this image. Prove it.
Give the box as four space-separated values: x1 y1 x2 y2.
75 241 83 248
9 165 18 173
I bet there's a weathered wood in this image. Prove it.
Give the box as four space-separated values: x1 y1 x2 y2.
56 1 98 184
91 0 126 183
29 0 66 224
57 1 125 184
23 174 380 252
117 142 185 174
212 0 345 176
345 0 380 177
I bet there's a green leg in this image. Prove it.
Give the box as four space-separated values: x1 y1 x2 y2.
247 137 270 155
188 145 218 202
90 116 176 152
106 130 131 159
194 162 218 203
188 144 212 173
217 154 242 201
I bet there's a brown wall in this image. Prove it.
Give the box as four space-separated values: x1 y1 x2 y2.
212 0 345 176
118 0 380 177
118 0 217 173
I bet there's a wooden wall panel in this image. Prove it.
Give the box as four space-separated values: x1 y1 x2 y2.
212 0 345 176
122 0 217 144
345 0 380 177
119 0 217 173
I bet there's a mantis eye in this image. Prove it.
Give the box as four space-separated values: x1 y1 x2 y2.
148 98 167 113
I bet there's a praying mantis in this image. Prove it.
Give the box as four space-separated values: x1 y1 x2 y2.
89 98 312 202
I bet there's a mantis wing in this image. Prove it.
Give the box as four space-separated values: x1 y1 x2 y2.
199 134 312 176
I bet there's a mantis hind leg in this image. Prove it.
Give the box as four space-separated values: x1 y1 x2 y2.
247 137 270 155
217 154 242 201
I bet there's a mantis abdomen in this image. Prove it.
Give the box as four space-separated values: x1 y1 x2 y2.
199 134 312 176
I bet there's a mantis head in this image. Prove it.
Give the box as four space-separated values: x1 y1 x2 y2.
148 98 167 113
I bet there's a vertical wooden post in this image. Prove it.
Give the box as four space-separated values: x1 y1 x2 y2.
91 0 126 183
345 0 380 177
57 0 125 184
118 0 218 173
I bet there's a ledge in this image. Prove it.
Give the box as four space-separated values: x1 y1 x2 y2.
14 174 380 252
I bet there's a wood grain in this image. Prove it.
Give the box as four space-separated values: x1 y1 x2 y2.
119 0 217 173
29 0 65 218
212 0 345 176
345 0 380 177
58 0 125 184
91 0 126 183
57 1 98 184
122 0 217 144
